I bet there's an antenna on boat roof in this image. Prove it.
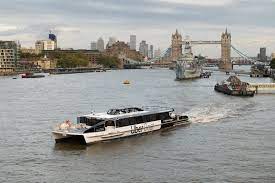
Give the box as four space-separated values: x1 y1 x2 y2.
91 106 95 114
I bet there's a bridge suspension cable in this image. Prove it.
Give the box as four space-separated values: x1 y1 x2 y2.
231 45 257 63
148 46 171 63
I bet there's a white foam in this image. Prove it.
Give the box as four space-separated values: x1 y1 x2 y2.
183 103 243 124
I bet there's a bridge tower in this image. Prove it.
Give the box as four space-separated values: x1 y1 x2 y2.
220 28 232 70
171 29 182 61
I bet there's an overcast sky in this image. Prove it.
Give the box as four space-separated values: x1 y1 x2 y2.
0 0 275 57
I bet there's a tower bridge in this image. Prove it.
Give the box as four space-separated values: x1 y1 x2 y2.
171 28 232 71
148 29 257 71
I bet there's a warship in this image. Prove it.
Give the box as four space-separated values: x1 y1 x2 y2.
175 40 202 80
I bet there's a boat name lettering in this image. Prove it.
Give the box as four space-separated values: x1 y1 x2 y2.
130 123 154 134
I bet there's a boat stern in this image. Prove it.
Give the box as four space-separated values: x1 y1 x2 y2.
52 131 87 144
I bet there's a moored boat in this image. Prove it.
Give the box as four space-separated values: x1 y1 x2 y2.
214 76 255 97
21 72 45 78
52 107 189 145
175 39 202 80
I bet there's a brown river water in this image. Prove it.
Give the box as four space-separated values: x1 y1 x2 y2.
0 68 274 182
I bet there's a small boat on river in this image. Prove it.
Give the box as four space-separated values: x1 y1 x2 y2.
52 107 189 145
21 73 45 78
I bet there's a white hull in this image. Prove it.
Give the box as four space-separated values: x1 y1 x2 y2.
53 120 161 144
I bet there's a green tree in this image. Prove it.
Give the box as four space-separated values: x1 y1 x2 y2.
20 52 43 60
270 58 275 69
56 53 89 68
97 55 120 68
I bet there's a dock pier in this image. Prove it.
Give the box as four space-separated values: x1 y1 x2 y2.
247 83 275 94
43 67 107 75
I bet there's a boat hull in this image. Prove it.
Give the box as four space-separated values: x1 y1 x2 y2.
175 63 202 80
176 69 201 80
214 84 255 97
53 118 190 145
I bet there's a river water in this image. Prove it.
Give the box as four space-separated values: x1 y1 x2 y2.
0 68 275 182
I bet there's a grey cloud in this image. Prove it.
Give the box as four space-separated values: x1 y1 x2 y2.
0 0 274 56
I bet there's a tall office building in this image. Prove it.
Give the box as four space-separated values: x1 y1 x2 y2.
154 48 161 57
42 40 56 51
91 41 97 50
35 41 44 54
139 40 148 57
149 45 154 58
97 37 105 52
107 37 116 48
259 47 267 62
49 31 57 49
130 35 136 50
0 41 20 74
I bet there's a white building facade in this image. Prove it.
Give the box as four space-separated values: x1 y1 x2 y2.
97 38 105 52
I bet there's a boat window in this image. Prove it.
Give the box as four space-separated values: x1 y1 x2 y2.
149 114 157 121
142 115 150 123
129 117 136 125
79 117 103 126
105 120 115 127
107 107 144 115
158 112 170 121
84 127 95 133
84 122 105 133
117 118 130 127
95 124 105 132
136 116 144 124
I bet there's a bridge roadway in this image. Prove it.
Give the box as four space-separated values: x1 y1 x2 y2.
180 41 221 45
191 41 221 45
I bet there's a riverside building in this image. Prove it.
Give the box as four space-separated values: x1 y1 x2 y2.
35 40 56 54
139 40 148 57
107 37 116 48
91 42 97 50
35 32 57 54
0 41 20 74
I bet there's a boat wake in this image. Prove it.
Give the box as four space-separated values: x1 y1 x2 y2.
184 102 254 124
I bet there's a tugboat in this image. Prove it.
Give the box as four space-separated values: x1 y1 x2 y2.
52 107 190 145
21 72 45 78
214 76 255 97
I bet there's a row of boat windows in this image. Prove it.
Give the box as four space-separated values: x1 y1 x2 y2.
81 112 171 133
116 112 170 127
79 112 171 127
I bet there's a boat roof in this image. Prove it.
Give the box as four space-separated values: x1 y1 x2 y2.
79 107 173 120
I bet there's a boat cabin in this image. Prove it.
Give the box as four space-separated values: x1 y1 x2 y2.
76 107 174 133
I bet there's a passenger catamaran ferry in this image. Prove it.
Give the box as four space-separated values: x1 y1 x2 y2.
52 107 189 144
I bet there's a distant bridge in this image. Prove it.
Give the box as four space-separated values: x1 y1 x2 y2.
190 41 221 45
